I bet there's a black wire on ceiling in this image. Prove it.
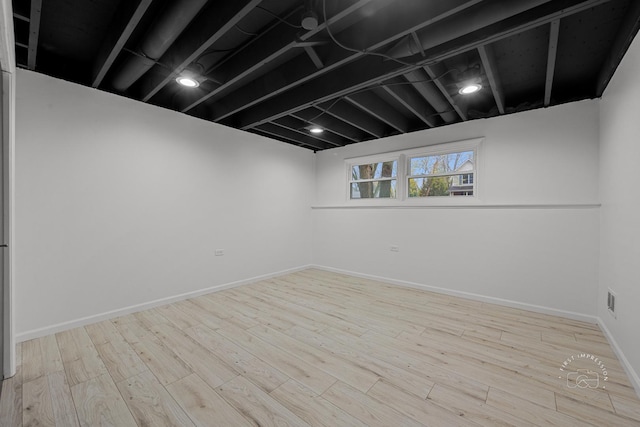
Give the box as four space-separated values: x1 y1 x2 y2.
321 0 428 68
303 69 460 127
256 5 302 28
297 0 467 129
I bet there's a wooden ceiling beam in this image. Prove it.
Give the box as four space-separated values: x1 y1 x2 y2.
316 100 388 139
273 116 345 147
207 49 351 122
544 20 560 106
478 44 505 114
304 46 324 70
92 0 154 88
404 69 458 123
238 53 407 129
235 0 610 131
292 109 367 143
432 0 611 64
13 12 29 22
195 0 481 119
424 63 468 121
346 91 410 134
27 0 42 70
139 0 262 102
179 0 382 112
255 123 333 151
381 77 439 127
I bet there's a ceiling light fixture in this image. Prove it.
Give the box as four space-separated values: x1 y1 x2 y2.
301 0 319 30
176 76 199 88
309 126 324 134
456 65 483 95
458 82 482 95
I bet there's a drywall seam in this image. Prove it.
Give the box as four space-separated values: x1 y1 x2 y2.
597 317 640 399
312 264 598 324
16 264 312 342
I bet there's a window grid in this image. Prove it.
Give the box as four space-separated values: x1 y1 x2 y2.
346 138 481 203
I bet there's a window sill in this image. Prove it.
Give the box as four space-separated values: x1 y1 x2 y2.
311 203 600 210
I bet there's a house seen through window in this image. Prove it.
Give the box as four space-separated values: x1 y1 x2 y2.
347 139 479 201
408 151 474 197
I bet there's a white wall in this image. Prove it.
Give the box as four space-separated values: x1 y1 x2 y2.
599 33 640 390
15 70 314 338
313 101 600 319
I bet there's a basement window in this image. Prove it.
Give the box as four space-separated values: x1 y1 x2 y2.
349 159 398 199
407 150 475 197
346 138 481 203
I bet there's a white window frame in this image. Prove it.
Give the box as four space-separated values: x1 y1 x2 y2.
346 153 401 204
345 138 482 205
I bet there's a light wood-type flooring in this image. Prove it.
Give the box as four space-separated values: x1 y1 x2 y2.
2 269 640 426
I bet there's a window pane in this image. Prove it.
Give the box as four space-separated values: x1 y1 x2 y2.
351 160 397 180
408 174 473 197
410 151 474 175
350 180 397 199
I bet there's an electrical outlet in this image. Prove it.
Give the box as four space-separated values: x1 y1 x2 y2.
390 245 399 252
215 249 224 256
607 288 616 319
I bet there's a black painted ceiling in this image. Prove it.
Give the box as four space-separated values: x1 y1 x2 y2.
11 0 640 151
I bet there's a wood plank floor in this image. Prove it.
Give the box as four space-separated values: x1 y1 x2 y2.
2 269 640 426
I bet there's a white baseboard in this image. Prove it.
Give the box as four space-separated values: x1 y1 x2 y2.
16 265 312 342
311 265 598 324
597 318 640 399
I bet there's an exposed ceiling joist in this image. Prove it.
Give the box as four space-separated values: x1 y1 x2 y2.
386 0 555 58
181 0 385 113
239 0 614 131
303 46 324 69
207 53 323 122
346 92 410 133
596 0 640 95
111 0 209 92
27 0 42 70
16 0 636 151
429 0 612 64
92 0 154 88
292 109 366 143
273 116 345 147
209 0 481 121
317 99 388 138
424 64 468 121
13 12 28 22
404 69 459 123
238 54 407 129
478 44 505 114
256 123 332 151
544 20 560 106
140 0 262 102
381 77 439 127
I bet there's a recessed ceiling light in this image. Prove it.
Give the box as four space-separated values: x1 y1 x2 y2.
176 76 199 88
309 126 324 134
301 10 319 30
458 83 482 95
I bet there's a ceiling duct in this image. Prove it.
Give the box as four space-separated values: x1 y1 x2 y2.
111 0 209 92
385 0 554 58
